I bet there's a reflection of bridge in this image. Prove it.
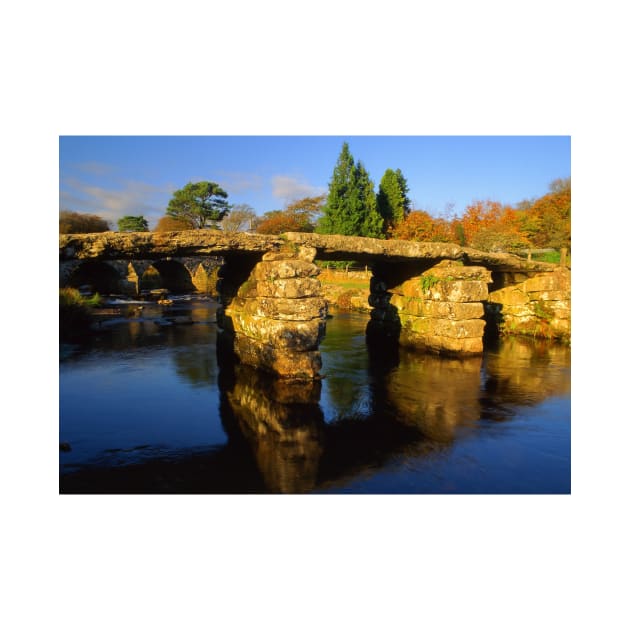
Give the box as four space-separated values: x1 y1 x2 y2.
60 230 571 378
59 336 571 494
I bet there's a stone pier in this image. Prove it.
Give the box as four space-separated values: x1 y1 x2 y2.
369 260 492 355
217 243 328 379
60 231 569 374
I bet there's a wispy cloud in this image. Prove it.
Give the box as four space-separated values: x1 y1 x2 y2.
73 161 117 176
60 177 171 227
216 171 264 194
271 175 326 202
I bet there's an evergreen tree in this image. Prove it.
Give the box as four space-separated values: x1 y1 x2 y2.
355 160 383 238
117 215 149 232
377 168 411 234
317 143 383 238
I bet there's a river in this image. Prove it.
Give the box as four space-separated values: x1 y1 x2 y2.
59 296 571 493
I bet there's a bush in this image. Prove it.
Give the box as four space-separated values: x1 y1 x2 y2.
59 288 99 338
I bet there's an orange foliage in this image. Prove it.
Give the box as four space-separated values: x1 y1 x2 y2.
460 200 530 251
255 195 325 235
154 215 193 231
390 210 455 242
525 187 570 249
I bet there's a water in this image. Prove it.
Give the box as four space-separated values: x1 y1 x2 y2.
59 297 571 493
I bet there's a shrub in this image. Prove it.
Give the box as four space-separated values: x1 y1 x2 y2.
59 288 97 338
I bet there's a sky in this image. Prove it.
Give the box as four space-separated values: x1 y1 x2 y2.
59 136 570 229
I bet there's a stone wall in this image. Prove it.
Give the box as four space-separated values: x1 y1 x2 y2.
369 261 492 355
486 267 571 341
217 243 328 379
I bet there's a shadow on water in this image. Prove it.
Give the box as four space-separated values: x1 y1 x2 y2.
60 306 570 494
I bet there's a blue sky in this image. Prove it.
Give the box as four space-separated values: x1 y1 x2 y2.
59 136 570 229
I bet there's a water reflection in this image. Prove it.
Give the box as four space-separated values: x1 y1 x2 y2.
59 303 570 494
219 364 324 493
482 336 571 411
383 352 483 443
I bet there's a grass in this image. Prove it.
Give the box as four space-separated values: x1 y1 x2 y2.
59 288 102 338
532 250 571 266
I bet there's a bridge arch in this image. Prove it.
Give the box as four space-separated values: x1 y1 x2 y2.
65 260 123 294
141 259 195 293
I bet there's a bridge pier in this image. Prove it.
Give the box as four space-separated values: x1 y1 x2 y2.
217 243 328 379
368 261 492 355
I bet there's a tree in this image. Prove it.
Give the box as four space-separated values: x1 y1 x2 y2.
391 210 454 242
256 195 325 235
521 178 571 250
317 143 383 238
59 210 110 234
377 168 411 233
154 215 193 232
117 215 148 232
460 200 530 252
221 204 257 233
166 181 229 229
354 161 383 238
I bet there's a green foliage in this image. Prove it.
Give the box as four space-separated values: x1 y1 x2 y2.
317 143 384 238
377 168 411 233
60 210 110 234
59 288 97 338
117 215 149 232
166 181 229 229
533 302 554 322
420 274 440 293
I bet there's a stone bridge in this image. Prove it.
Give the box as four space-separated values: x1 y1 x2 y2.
59 230 571 379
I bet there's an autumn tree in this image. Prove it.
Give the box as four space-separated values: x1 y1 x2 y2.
377 168 411 234
166 181 229 229
520 178 571 250
154 215 194 232
59 210 110 234
317 143 383 237
256 195 325 235
117 215 148 232
221 204 257 233
391 210 454 242
460 200 530 252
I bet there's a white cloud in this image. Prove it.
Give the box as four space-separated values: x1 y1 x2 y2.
271 175 326 202
60 177 170 227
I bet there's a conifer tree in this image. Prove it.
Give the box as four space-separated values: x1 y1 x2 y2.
377 168 411 234
355 160 383 238
317 143 383 238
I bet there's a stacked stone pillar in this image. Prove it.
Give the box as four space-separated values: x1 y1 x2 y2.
217 244 328 379
369 261 492 355
486 267 571 341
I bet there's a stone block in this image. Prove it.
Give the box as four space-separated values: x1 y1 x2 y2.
223 312 326 351
237 277 322 299
252 260 319 281
428 263 493 283
399 330 484 355
390 278 488 302
487 286 529 306
523 273 564 293
527 290 571 302
390 295 484 319
399 314 486 339
228 296 328 321
233 335 322 379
